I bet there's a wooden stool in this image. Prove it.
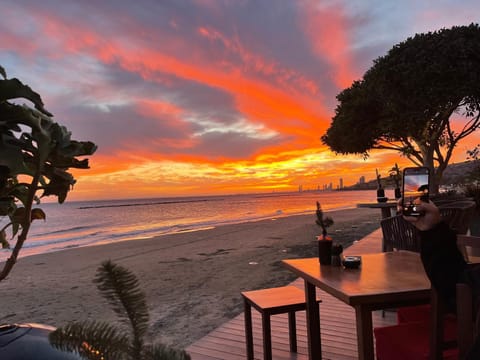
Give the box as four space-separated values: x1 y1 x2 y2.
241 285 321 360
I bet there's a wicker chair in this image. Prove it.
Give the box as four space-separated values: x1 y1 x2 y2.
380 215 421 252
439 200 477 235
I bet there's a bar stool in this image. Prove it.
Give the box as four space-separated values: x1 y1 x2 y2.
241 285 321 360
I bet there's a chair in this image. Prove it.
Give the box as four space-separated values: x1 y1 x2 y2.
439 200 477 235
241 285 321 360
380 215 421 252
457 235 480 263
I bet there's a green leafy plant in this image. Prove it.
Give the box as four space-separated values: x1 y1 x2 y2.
315 201 334 238
0 64 97 280
389 163 402 189
389 163 402 199
50 260 191 360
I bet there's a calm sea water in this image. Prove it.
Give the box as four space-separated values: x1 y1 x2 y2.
0 190 383 261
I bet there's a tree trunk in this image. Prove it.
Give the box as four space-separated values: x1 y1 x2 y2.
421 146 438 195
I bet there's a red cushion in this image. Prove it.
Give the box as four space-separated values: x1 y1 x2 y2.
374 320 459 360
397 304 458 332
397 304 432 323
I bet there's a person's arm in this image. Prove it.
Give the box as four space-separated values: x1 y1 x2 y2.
402 201 467 312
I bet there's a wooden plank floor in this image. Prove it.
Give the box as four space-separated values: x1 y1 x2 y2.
187 228 398 360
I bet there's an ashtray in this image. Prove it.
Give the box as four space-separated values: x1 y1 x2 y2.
342 256 362 269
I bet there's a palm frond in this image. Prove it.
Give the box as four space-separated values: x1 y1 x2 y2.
94 260 149 356
49 321 130 360
51 260 190 360
142 344 192 360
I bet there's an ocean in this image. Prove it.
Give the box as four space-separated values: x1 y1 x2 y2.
0 189 382 261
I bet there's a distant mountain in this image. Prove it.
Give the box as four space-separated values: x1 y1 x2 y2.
440 160 480 185
342 160 480 191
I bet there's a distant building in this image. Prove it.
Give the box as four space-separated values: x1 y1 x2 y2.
339 178 343 189
359 176 365 184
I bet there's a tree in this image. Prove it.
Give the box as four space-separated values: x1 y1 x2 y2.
50 260 191 360
0 64 97 280
321 24 480 193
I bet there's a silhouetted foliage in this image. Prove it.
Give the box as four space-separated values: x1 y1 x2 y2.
50 260 191 360
0 65 96 280
322 24 480 193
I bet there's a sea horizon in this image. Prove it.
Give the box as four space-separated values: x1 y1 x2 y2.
0 189 388 262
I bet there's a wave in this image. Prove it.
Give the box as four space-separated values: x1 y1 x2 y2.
0 190 376 262
77 197 225 210
35 225 92 236
4 208 300 254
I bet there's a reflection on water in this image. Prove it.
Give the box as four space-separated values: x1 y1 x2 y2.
0 190 382 261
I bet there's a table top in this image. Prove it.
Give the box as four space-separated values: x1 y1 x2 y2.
282 251 431 308
357 201 398 209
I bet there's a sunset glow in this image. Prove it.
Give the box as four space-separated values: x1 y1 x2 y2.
2 1 480 200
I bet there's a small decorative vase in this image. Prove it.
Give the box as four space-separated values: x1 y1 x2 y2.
377 187 387 203
394 187 402 200
317 235 332 265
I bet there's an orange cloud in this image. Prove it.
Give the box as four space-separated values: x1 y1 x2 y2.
11 4 480 201
298 1 358 88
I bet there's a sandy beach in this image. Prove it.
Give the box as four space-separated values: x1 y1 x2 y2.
0 207 380 351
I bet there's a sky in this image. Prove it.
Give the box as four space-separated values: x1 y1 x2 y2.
2 0 480 201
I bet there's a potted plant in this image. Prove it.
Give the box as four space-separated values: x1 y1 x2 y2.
315 202 334 264
376 169 387 203
389 163 402 199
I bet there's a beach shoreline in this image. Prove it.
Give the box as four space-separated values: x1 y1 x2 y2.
0 207 381 350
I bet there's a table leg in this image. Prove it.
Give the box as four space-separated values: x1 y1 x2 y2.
380 207 392 219
354 306 374 360
304 281 322 360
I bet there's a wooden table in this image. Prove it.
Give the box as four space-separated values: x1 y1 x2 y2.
282 252 432 360
357 201 398 219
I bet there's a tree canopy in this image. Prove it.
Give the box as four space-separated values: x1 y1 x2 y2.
321 23 480 191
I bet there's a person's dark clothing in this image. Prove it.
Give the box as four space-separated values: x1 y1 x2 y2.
419 221 480 359
419 221 467 312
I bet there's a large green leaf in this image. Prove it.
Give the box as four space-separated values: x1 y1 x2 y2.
0 78 51 116
0 64 97 281
0 230 9 249
31 208 46 221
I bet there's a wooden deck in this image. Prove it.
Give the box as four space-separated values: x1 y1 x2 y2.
186 228 400 359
